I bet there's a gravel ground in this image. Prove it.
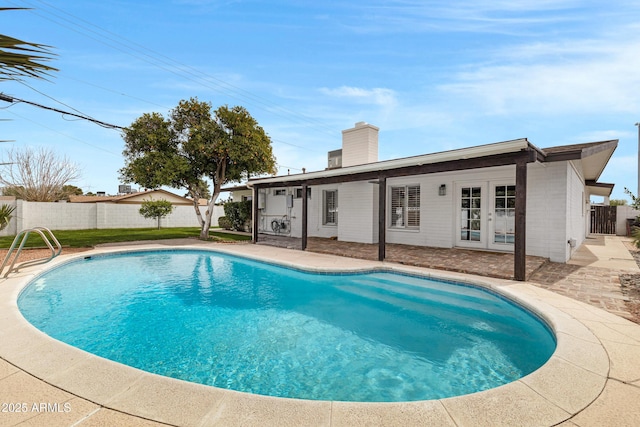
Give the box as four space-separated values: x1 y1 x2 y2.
0 247 90 271
620 240 640 323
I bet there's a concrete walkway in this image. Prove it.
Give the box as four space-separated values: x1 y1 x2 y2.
530 235 638 320
568 235 639 271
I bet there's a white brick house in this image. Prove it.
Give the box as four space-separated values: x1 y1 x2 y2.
248 122 617 280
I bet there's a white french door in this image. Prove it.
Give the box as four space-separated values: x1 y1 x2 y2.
457 183 486 248
489 184 516 251
456 182 516 251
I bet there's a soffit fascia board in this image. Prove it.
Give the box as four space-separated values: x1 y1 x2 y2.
542 140 618 162
540 140 617 182
586 141 618 182
250 151 533 189
586 180 615 197
250 138 531 186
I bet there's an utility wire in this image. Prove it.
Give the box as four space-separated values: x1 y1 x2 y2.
0 92 124 130
2 109 121 155
16 79 107 124
12 0 339 136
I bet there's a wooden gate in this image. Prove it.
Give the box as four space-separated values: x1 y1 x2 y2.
590 205 617 234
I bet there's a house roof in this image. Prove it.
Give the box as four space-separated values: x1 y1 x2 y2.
69 189 205 205
220 184 249 192
248 138 617 188
250 138 534 186
541 140 618 182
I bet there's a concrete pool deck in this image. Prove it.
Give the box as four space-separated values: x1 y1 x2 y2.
1 242 640 426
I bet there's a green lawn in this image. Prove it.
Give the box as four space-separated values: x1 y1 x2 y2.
0 227 251 249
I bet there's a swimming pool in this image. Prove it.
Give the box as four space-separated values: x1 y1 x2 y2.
18 249 556 402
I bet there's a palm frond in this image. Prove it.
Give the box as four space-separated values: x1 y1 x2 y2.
0 12 58 81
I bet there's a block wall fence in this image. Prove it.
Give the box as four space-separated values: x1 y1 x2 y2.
617 205 640 236
0 199 224 237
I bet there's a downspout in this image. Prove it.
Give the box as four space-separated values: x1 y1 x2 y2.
247 181 258 243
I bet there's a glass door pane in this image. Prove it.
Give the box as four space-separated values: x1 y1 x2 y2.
493 185 515 244
460 186 481 241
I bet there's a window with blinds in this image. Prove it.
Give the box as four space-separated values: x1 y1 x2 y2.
323 190 338 225
390 185 420 229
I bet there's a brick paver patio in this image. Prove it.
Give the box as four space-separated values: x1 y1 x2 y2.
256 234 636 321
258 234 548 280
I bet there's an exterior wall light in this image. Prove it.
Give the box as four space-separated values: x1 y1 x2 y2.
438 184 446 196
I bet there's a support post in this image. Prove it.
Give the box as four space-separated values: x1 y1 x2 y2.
514 156 527 281
252 186 259 243
301 184 308 250
378 177 386 261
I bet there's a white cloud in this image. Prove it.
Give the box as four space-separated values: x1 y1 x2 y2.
439 30 640 115
319 86 398 108
335 0 606 35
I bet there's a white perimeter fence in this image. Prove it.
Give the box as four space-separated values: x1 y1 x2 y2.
0 199 225 237
618 205 640 236
1 199 638 237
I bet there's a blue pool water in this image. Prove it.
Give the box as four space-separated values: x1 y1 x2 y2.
18 249 555 402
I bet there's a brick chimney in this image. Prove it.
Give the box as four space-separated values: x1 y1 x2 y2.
341 121 379 167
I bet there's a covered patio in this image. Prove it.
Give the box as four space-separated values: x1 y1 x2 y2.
250 137 618 282
256 234 548 280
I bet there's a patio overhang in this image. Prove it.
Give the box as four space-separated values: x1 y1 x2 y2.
586 181 615 197
249 141 540 281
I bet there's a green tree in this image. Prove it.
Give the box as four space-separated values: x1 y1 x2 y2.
609 199 627 206
0 8 57 81
61 184 83 199
1 185 23 198
184 180 210 201
139 199 175 229
121 98 276 239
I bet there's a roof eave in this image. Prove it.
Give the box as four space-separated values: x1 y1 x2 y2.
542 140 618 162
250 138 532 185
586 180 615 197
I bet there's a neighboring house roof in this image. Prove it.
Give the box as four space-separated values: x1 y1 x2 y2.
220 184 249 192
69 189 205 205
248 138 618 190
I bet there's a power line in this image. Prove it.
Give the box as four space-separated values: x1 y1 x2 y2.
16 79 110 125
12 0 339 137
0 92 124 130
1 109 121 156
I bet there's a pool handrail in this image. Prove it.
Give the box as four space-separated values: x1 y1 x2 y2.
0 227 62 278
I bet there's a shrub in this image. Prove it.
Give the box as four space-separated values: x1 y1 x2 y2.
223 200 251 231
632 226 640 249
0 204 16 231
218 216 232 230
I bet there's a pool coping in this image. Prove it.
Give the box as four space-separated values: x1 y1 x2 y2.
1 242 639 426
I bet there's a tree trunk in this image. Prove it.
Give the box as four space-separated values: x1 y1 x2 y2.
188 189 206 238
191 197 205 228
200 213 212 239
199 188 220 240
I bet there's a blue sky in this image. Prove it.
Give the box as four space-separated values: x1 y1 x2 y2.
1 0 638 201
